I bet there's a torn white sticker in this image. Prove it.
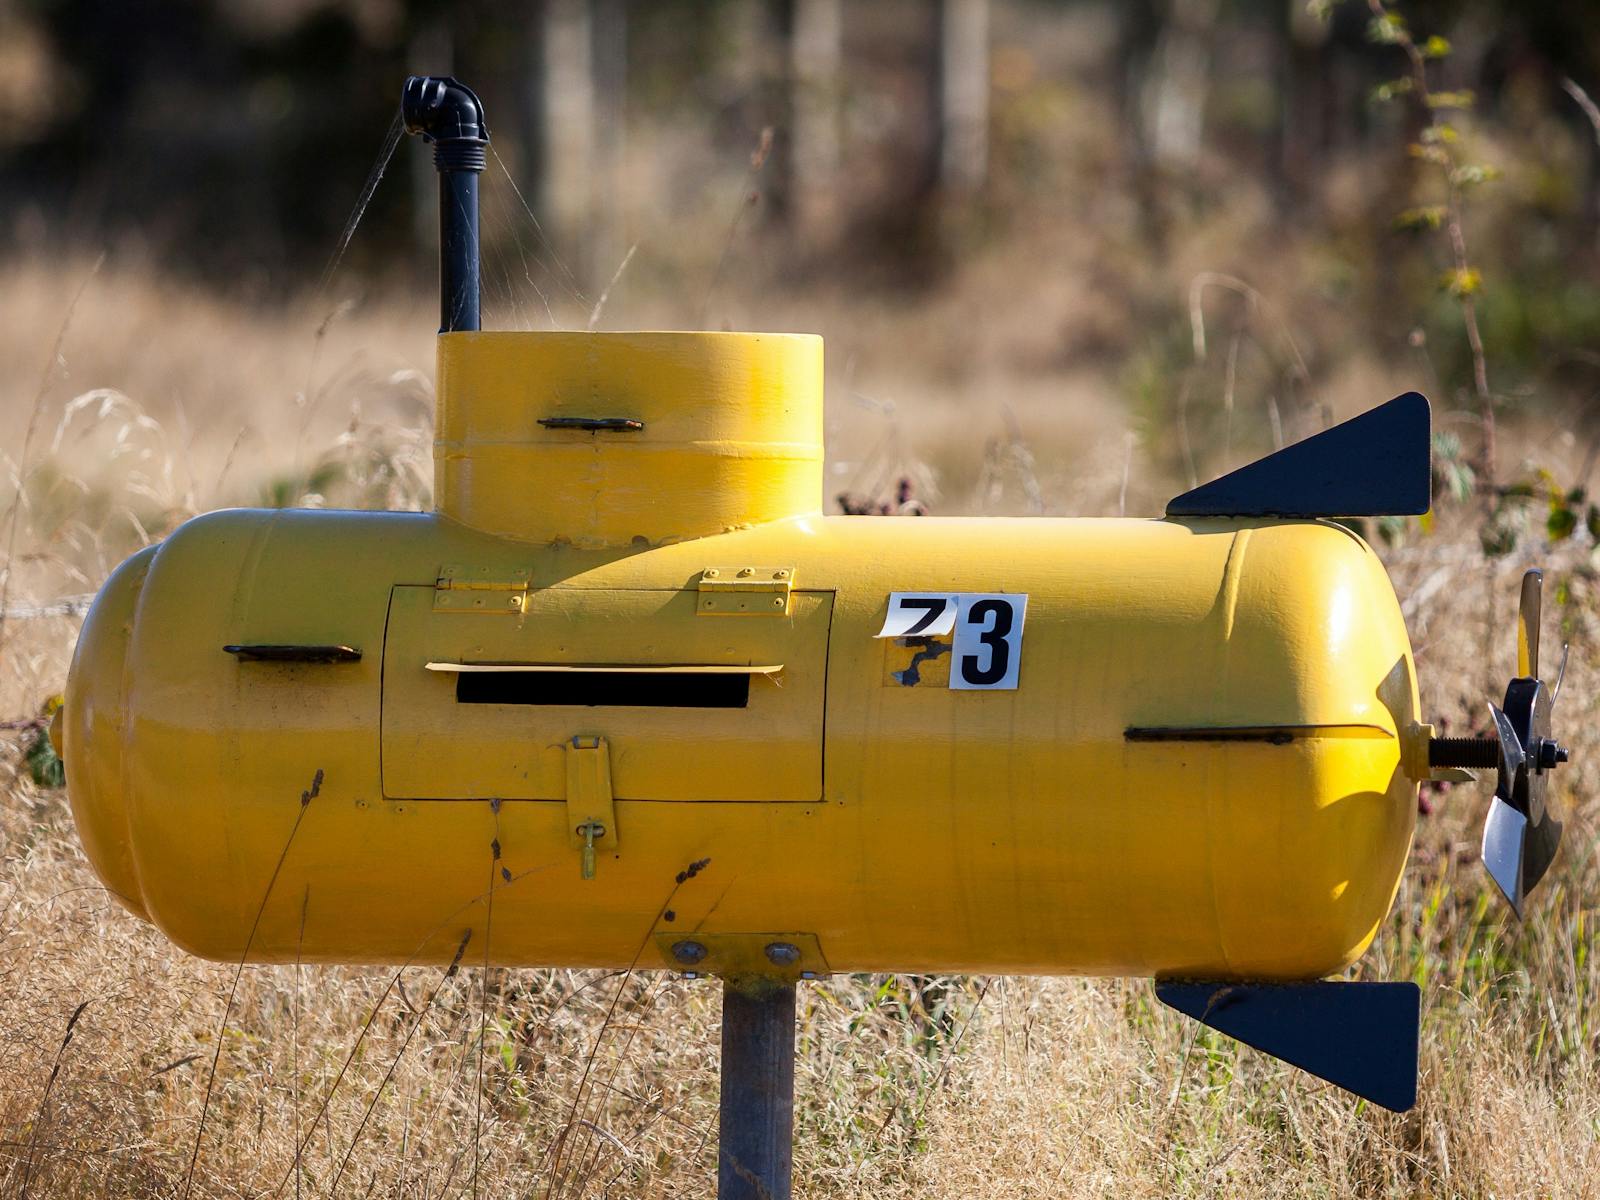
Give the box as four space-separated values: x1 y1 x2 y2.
950 594 1028 690
876 593 958 639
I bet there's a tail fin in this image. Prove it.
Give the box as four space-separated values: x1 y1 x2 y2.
1165 392 1431 519
1156 979 1420 1112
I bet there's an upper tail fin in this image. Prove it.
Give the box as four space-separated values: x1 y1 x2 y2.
1165 392 1430 519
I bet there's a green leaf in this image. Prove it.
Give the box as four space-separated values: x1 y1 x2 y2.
1371 77 1415 103
1450 163 1501 188
1395 205 1448 231
25 728 65 789
1422 35 1452 59
1549 504 1578 542
1441 266 1483 296
1586 504 1600 541
1427 90 1477 111
1367 13 1407 44
1481 520 1518 558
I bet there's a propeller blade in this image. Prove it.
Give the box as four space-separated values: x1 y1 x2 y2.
1482 796 1528 917
1518 569 1542 679
1489 703 1526 776
1521 804 1563 898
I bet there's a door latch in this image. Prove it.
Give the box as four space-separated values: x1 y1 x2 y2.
566 735 617 879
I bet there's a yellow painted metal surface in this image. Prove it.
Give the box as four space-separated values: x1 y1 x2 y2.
63 332 1422 983
434 331 823 546
381 585 832 801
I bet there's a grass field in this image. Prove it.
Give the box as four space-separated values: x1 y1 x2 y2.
1 241 1597 1198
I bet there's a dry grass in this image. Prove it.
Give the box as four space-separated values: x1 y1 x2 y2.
2 229 1598 1197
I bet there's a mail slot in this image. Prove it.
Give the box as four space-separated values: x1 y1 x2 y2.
381 586 833 801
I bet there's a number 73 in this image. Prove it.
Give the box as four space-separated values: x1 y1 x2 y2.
876 593 1028 691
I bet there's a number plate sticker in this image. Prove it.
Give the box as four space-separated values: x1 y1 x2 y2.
950 594 1027 690
876 593 958 638
877 593 1027 690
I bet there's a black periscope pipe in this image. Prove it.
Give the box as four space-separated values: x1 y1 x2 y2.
401 76 489 333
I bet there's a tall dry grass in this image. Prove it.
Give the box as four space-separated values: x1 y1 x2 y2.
0 234 1597 1197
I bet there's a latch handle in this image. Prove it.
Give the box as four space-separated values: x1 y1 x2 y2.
577 820 606 879
566 735 617 880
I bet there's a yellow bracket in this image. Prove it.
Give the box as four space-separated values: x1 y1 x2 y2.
652 931 828 983
566 735 617 879
697 566 795 616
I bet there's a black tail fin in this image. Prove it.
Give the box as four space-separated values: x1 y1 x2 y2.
1165 392 1431 518
1156 979 1420 1112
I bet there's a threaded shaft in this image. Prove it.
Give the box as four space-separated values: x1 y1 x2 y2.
434 138 487 172
1428 736 1500 769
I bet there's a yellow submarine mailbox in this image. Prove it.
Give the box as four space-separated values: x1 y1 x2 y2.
57 77 1571 1183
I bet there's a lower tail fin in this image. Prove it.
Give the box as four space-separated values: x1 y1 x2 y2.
1155 979 1420 1112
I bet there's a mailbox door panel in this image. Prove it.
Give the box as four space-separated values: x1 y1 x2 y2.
381 586 832 800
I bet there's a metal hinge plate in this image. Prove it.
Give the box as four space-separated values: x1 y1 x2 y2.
696 567 795 616
433 564 530 614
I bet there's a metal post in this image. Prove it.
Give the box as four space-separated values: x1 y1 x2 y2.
718 980 795 1200
437 167 481 332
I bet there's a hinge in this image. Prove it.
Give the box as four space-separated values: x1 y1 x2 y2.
566 735 617 880
696 567 795 616
432 563 530 614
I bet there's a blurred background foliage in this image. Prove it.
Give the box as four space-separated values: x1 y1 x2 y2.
2 0 1600 530
3 7 1600 1194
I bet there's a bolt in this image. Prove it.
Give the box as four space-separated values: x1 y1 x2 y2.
703 568 719 578
671 939 708 966
773 597 784 607
764 941 801 966
774 569 789 579
508 596 521 608
1427 736 1501 770
738 567 755 577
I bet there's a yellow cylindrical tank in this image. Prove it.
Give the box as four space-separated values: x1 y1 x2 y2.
62 332 1422 983
435 332 823 546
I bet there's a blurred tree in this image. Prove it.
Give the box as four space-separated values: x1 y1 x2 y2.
0 0 1595 309
590 0 628 287
541 0 597 282
936 0 989 195
791 0 844 227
